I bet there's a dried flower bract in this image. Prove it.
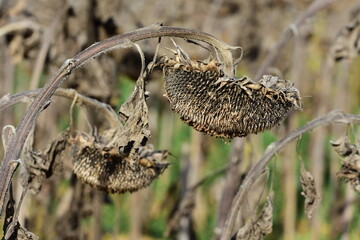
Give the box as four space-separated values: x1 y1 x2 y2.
159 54 301 139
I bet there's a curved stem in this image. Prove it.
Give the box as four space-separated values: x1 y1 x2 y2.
220 110 360 240
0 88 120 128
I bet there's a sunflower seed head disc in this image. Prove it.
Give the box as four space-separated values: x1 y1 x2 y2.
160 56 301 139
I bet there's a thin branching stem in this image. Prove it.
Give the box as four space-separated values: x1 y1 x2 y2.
220 110 360 240
0 88 120 128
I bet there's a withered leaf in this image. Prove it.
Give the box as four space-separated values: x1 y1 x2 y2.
337 155 360 194
330 136 357 157
24 131 69 194
118 73 150 162
331 15 360 61
332 136 360 194
300 166 321 219
236 192 274 240
15 226 39 240
337 155 360 193
3 186 16 240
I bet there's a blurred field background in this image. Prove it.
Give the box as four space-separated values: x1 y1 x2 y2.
1 0 360 239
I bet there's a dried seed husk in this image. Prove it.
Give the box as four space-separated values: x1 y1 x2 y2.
69 132 168 194
160 56 301 139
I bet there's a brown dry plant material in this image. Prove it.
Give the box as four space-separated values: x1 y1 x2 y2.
160 54 301 139
236 192 274 240
331 13 360 61
332 136 360 193
300 166 321 219
25 130 68 194
69 131 168 194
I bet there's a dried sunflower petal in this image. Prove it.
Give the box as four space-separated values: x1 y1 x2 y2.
160 56 301 139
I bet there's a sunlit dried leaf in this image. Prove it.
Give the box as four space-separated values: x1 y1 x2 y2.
236 192 274 240
300 166 321 219
69 131 168 193
159 52 301 139
24 131 69 194
332 136 360 194
330 136 357 157
331 15 360 61
117 72 150 162
337 153 360 194
16 226 39 240
236 220 254 240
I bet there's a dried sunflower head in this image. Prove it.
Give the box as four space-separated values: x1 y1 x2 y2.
159 55 301 139
69 131 168 194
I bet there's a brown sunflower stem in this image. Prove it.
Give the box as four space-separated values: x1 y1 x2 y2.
0 88 120 128
220 110 360 240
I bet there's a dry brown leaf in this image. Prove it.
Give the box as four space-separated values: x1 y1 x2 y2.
330 136 357 157
300 166 321 219
236 192 274 240
336 154 360 194
16 226 39 240
24 131 69 194
117 72 151 162
332 136 360 194
331 14 360 61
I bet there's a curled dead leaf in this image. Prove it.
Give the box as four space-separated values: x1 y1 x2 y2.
336 154 360 194
236 192 274 240
332 136 360 194
331 14 360 61
300 166 321 219
117 63 151 162
330 136 357 157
